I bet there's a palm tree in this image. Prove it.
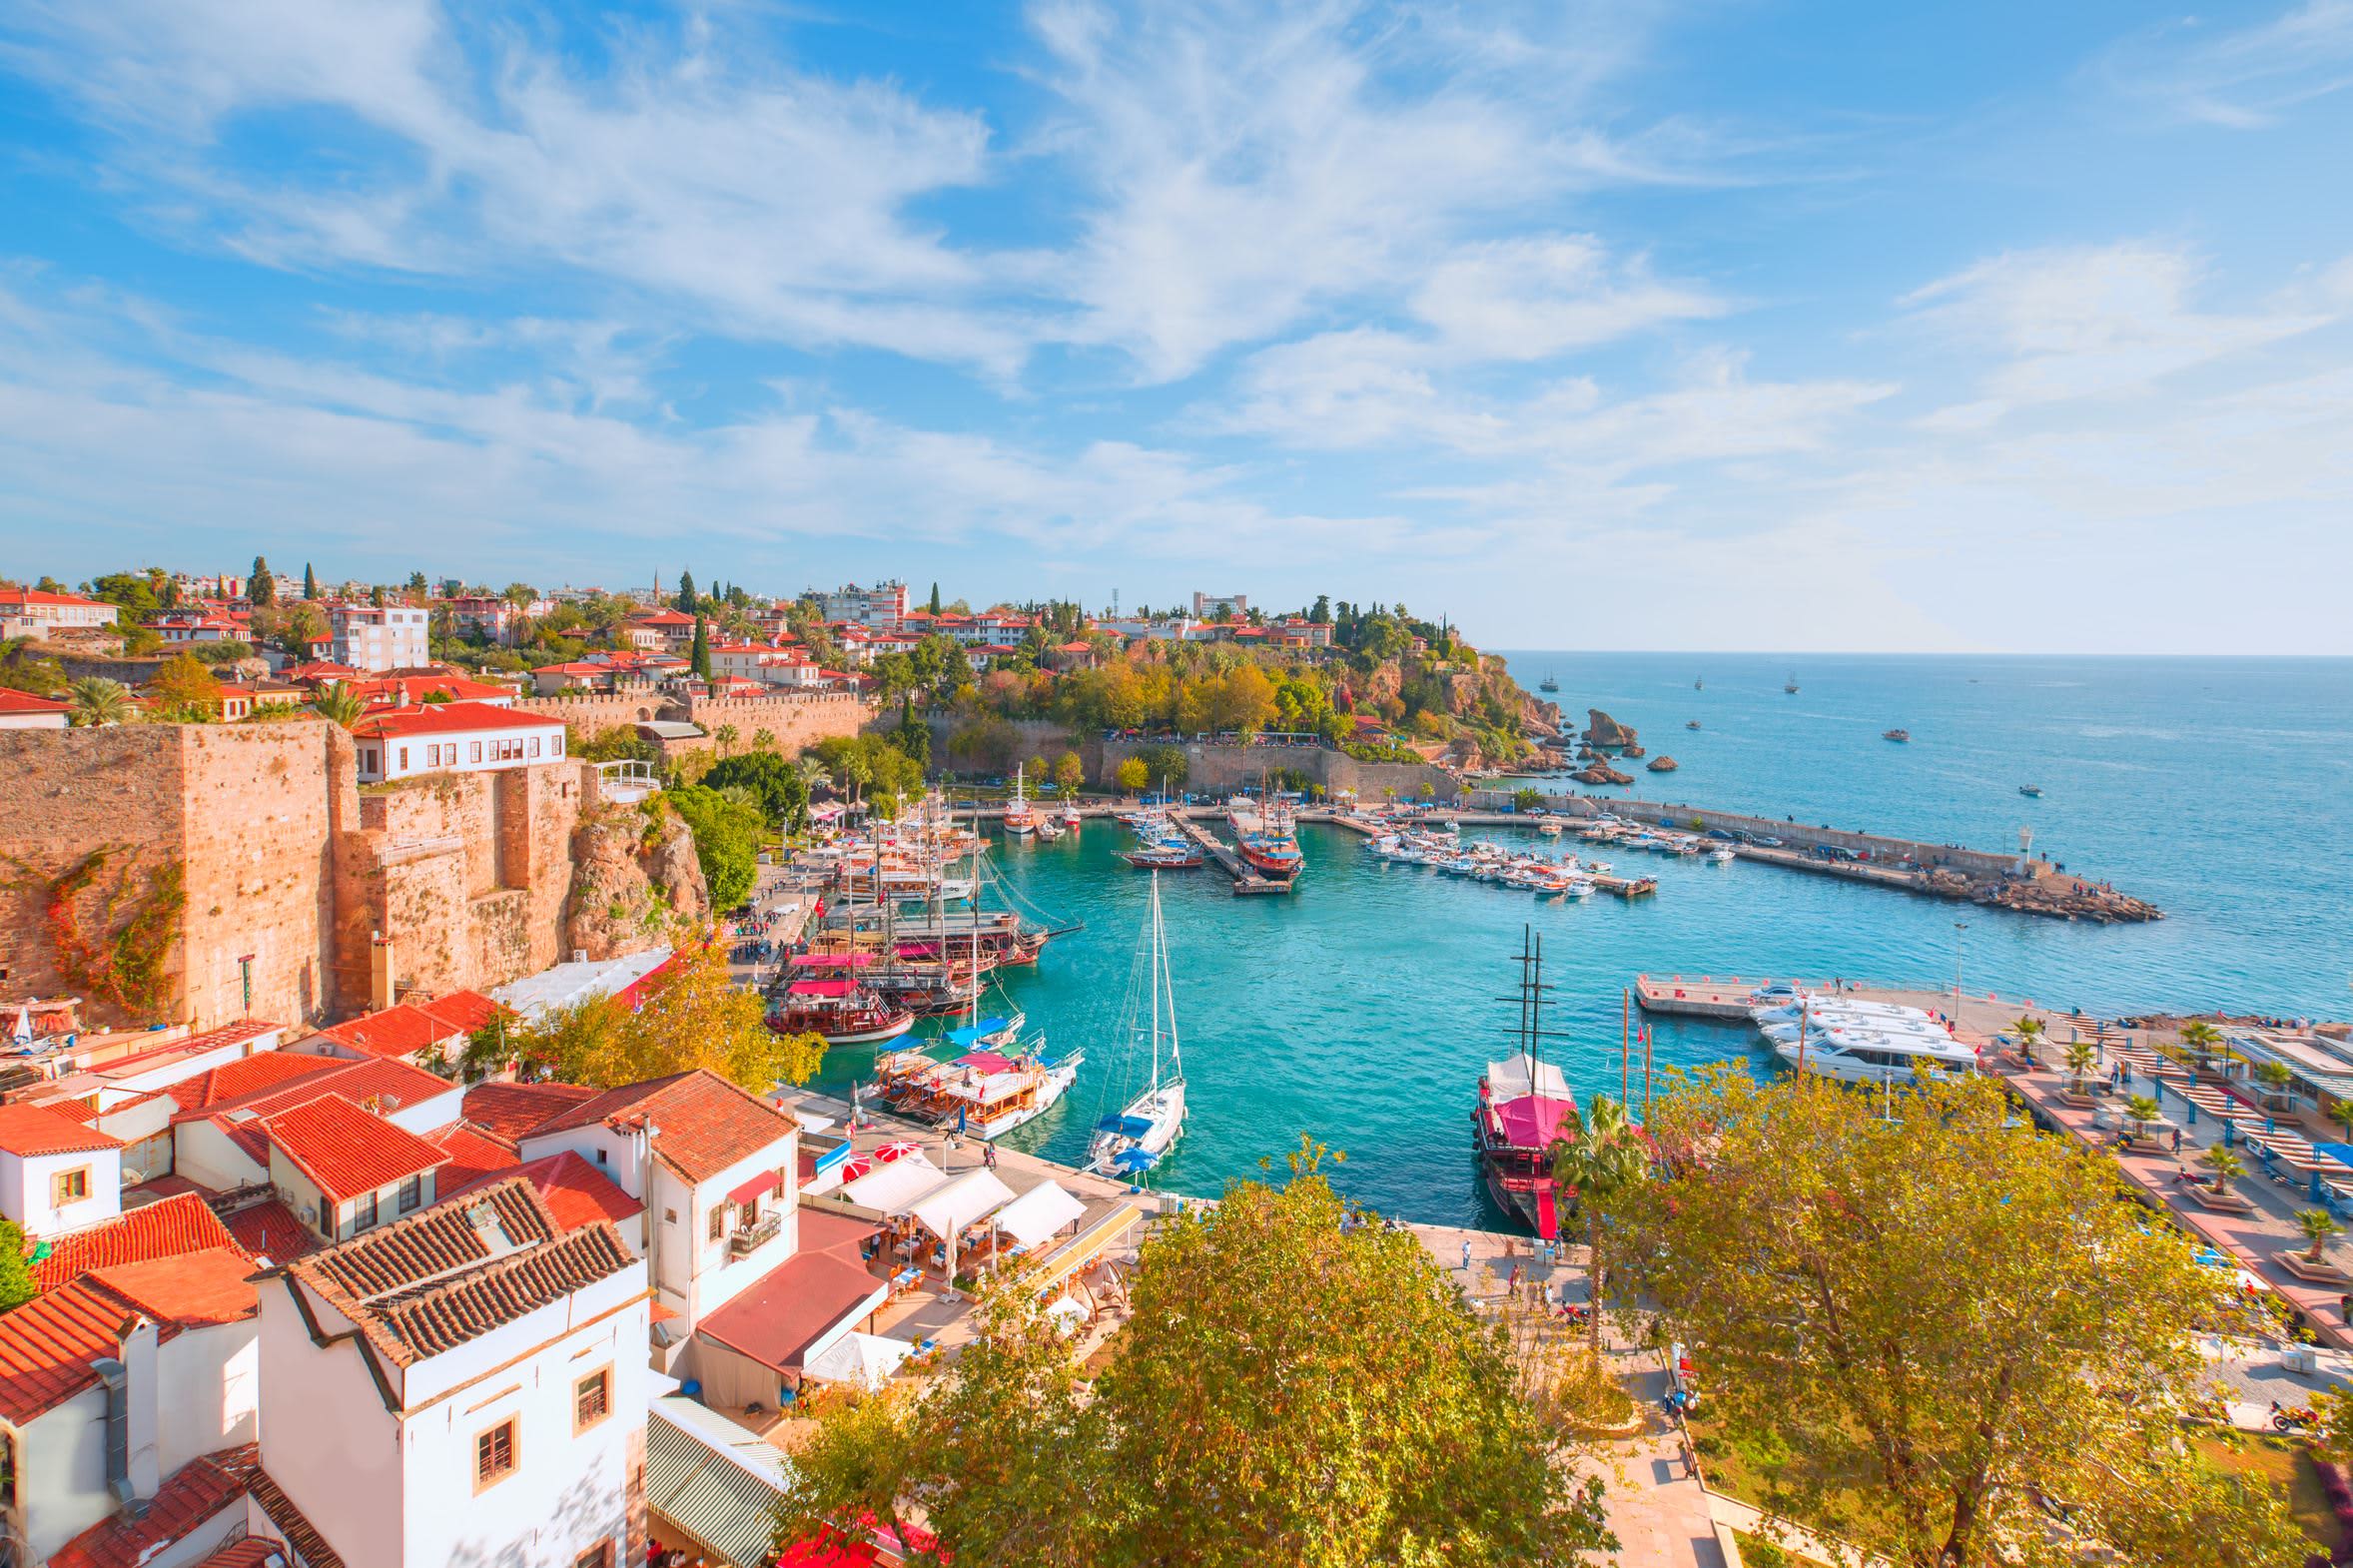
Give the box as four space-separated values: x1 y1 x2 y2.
2198 1145 2245 1194
2179 1019 2224 1066
2010 1015 2044 1065
2329 1099 2353 1146
2064 1039 2098 1092
1550 1096 1651 1352
65 675 132 727
837 754 872 808
2255 1061 2295 1108
2123 1094 2163 1140
2297 1207 2339 1265
796 755 832 794
714 723 738 756
309 681 365 728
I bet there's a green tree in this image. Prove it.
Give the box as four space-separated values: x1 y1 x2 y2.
303 562 318 600
713 723 738 755
2297 1206 2339 1264
250 555 275 606
1621 1068 2302 1567
1549 1094 1649 1351
310 681 365 727
2177 1018 2223 1063
146 653 223 714
676 569 697 613
1052 750 1084 796
0 1219 35 1311
2197 1144 2244 1194
66 675 134 727
690 614 710 679
1512 786 1543 812
928 581 942 615
704 751 811 832
2329 1097 2353 1146
517 940 823 1093
892 695 931 765
778 1142 1614 1566
664 785 763 908
1114 756 1149 794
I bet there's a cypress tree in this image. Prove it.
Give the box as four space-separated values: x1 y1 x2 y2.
928 581 942 616
304 562 319 600
676 569 697 613
250 555 275 606
691 614 711 679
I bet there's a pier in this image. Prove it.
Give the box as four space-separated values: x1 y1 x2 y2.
1167 812 1291 895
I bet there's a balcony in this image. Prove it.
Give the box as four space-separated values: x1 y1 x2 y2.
729 1210 785 1256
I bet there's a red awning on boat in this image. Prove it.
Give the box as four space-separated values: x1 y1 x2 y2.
791 952 876 969
1535 1180 1560 1241
786 979 858 998
1492 1094 1578 1151
950 1051 1015 1074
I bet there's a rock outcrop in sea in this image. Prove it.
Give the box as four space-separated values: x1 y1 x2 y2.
1583 709 1638 749
1647 756 1678 772
1573 761 1635 786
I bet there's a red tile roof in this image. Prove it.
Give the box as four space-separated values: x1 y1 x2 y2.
92 1019 285 1079
311 1004 457 1063
47 1445 264 1568
346 675 514 706
0 1247 253 1425
698 1246 887 1372
460 1079 598 1144
526 1069 795 1182
179 1055 452 1127
442 1150 641 1233
288 1177 634 1366
349 699 561 740
2 588 114 609
418 989 499 1033
165 1051 341 1115
259 1094 449 1203
632 609 696 626
88 1246 261 1328
223 1198 319 1263
193 1542 293 1568
0 1101 121 1159
0 686 73 715
29 1191 247 1290
423 1122 519 1189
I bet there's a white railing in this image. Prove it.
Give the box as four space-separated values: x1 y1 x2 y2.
597 759 660 802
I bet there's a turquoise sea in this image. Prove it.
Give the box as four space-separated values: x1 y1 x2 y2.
815 654 2353 1227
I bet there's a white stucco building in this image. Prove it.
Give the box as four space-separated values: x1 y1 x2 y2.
257 1176 649 1568
0 1102 123 1236
0 687 72 730
0 587 119 639
327 604 429 671
350 701 566 783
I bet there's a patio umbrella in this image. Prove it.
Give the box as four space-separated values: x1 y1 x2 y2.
876 1141 923 1164
837 1158 874 1183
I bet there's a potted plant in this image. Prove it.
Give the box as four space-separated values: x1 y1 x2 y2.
2254 1061 2297 1114
2282 1207 2348 1282
2062 1040 2100 1106
2192 1147 2254 1212
2008 1015 2044 1067
2178 1018 2224 1073
2122 1094 2166 1149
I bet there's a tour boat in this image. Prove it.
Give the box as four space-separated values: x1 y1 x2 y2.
1060 799 1083 830
1035 816 1065 843
1538 672 1560 693
1771 1028 1977 1088
1883 729 1911 743
2018 784 2042 797
905 1039 1084 1140
1784 674 1800 694
766 978 915 1046
1469 928 1576 1238
1123 843 1202 870
1003 763 1037 836
1694 676 1704 690
1230 792 1304 882
1087 874 1187 1178
1687 720 1701 730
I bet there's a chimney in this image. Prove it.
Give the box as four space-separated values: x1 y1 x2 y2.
94 1314 161 1514
370 931 396 1013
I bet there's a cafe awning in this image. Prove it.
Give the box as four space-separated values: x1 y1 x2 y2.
726 1168 783 1205
645 1397 791 1567
910 1168 1015 1244
993 1179 1087 1250
1024 1201 1142 1292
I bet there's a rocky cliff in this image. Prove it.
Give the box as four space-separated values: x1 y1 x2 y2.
565 803 711 961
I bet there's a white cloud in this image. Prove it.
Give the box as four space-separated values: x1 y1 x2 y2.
1903 243 2333 423
1029 0 1696 380
2098 2 2353 129
1410 236 1726 361
0 0 1037 372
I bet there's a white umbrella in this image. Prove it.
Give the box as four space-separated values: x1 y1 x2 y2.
803 1331 915 1390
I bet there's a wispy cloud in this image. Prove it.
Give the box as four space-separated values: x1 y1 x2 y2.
2096 1 2353 129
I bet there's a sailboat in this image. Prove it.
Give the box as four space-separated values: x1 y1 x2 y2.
1538 671 1560 694
1087 873 1187 1178
1469 926 1577 1238
1784 673 1800 694
1003 762 1037 836
1694 675 1703 690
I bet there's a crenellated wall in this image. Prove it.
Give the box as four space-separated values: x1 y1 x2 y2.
513 690 876 756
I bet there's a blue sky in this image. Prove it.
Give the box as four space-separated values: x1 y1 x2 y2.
2 0 2350 652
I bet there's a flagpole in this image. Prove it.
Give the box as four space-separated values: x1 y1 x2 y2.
1642 1019 1656 1122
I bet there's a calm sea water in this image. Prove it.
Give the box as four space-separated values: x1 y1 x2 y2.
815 654 2353 1227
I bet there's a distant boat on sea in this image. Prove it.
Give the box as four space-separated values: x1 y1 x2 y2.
1883 729 1910 743
1694 675 1704 690
1538 672 1560 693
1784 673 1800 695
1686 720 1702 730
2018 784 2043 798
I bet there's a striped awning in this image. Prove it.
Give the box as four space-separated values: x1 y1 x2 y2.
1022 1201 1142 1292
646 1406 790 1568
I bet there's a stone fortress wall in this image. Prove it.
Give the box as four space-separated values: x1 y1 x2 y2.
513 690 875 756
0 719 662 1033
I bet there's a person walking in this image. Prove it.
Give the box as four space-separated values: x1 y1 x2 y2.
2339 1292 2352 1325
1461 1238 1473 1274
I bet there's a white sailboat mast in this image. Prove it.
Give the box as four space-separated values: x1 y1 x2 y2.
1148 873 1163 1093
1158 873 1181 1081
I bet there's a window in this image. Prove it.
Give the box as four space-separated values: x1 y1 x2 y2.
529 736 541 758
473 1418 518 1489
397 746 409 770
469 741 481 762
593 1147 607 1166
573 1367 611 1432
737 1198 760 1229
707 1207 725 1241
397 1176 423 1213
52 1167 91 1205
552 734 563 757
354 1192 380 1230
573 1546 613 1568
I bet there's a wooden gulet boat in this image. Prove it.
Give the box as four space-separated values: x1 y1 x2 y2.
1468 926 1578 1238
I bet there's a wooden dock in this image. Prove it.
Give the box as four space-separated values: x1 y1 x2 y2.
1635 974 1792 1019
1169 814 1292 896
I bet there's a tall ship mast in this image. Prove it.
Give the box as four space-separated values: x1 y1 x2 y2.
1087 873 1188 1177
1469 926 1578 1237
